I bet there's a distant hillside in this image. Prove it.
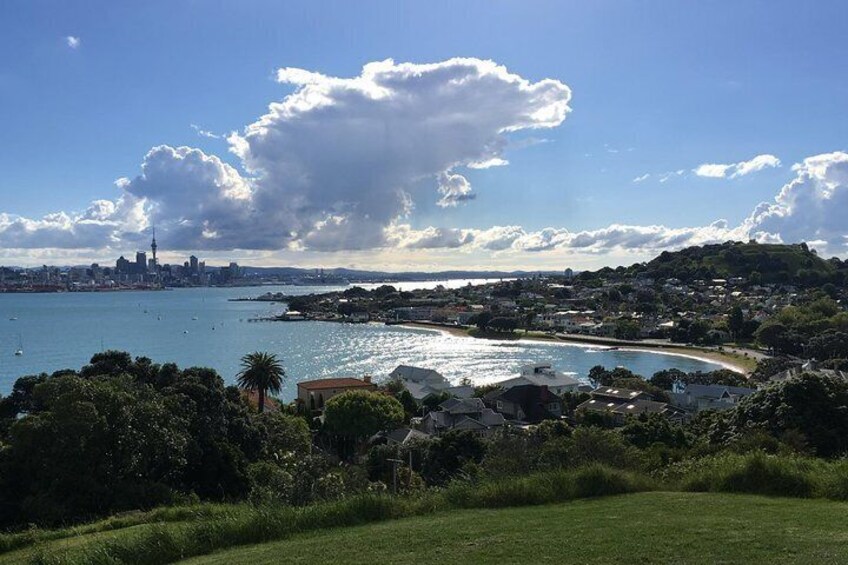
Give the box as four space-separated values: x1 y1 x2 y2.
601 242 843 285
241 266 560 282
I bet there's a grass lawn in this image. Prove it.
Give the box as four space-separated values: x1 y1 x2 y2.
181 492 848 564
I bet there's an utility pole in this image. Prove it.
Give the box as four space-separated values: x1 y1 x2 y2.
387 458 403 494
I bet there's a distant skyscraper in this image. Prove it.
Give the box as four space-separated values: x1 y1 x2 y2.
116 255 130 273
136 251 147 273
150 226 158 268
190 255 199 274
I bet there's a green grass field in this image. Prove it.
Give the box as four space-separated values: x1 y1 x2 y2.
180 492 848 564
7 492 845 564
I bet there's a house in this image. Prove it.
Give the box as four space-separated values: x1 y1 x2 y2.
347 311 369 323
495 363 581 395
769 361 848 384
297 376 377 411
419 397 505 437
389 364 473 402
669 383 757 413
371 427 431 446
242 389 280 413
609 399 687 424
576 386 684 425
489 384 563 423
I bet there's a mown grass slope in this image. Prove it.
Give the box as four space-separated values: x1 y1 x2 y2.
181 492 848 565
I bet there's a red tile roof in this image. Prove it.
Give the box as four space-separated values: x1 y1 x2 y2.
242 390 280 412
297 377 375 391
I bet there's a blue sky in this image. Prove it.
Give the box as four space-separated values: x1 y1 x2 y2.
1 1 847 269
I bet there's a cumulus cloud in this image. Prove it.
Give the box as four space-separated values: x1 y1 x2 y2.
387 219 742 256
436 171 475 207
2 55 846 266
694 154 781 178
0 58 571 254
66 36 81 49
229 57 571 250
744 151 848 253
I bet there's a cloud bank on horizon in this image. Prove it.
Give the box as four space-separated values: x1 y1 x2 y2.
1 57 847 267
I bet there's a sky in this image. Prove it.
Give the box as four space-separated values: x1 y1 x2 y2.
1 0 847 271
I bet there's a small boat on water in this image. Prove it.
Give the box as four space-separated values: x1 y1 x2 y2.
14 334 23 356
8 317 17 321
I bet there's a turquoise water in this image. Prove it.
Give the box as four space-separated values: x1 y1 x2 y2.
0 285 723 400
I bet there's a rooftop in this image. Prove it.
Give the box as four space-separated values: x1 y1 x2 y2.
297 377 374 391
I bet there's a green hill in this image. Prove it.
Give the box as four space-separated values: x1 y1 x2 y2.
625 242 840 284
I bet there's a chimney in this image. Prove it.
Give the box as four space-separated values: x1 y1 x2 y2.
363 375 372 384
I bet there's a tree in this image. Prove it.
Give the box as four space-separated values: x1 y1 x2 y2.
470 311 492 331
728 306 745 339
422 430 487 485
709 372 848 458
620 413 689 449
324 391 404 459
489 317 518 333
806 331 848 361
651 368 686 391
614 319 640 340
236 352 286 413
755 322 788 354
588 365 611 388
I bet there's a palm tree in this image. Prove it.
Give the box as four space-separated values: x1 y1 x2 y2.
236 352 286 413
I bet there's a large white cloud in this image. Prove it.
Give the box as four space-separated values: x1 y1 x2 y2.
0 58 571 254
745 151 848 254
229 57 572 249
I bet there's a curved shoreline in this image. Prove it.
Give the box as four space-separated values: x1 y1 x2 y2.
397 322 759 375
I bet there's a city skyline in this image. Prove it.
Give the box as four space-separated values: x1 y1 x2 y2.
1 1 847 271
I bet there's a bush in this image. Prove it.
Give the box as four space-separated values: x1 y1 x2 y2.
676 453 816 498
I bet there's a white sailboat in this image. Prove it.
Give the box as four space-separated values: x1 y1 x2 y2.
14 334 23 356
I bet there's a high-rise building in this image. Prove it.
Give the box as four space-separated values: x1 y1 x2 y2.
136 252 147 273
190 255 199 274
150 226 158 271
116 255 131 274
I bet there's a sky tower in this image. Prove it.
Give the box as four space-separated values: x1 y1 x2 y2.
150 225 158 268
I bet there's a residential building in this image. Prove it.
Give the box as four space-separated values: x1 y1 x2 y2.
576 386 685 424
419 397 505 437
495 363 581 395
669 384 757 413
372 427 431 446
389 364 473 402
297 376 377 411
489 384 563 423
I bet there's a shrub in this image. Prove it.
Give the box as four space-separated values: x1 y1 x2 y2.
676 452 816 498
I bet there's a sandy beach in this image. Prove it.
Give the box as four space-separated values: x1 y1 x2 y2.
400 322 762 375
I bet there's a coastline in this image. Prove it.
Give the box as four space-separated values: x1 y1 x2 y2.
398 321 760 375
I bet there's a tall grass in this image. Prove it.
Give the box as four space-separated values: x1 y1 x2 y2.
0 504 233 555
23 466 651 565
18 455 848 564
671 452 848 500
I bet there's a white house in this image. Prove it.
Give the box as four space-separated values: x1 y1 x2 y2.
389 364 473 402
